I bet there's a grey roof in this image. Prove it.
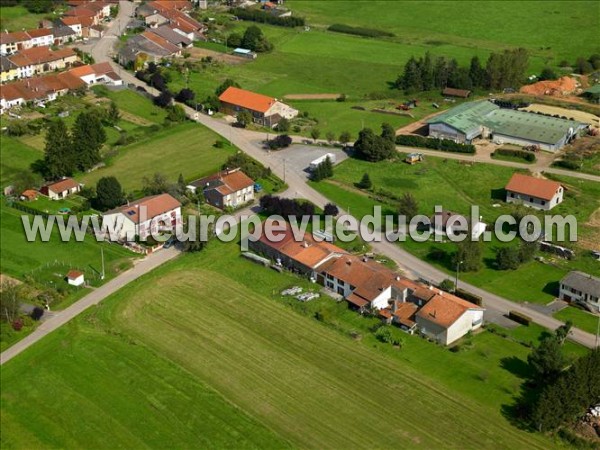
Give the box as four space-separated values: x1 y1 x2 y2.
561 271 600 294
123 35 173 58
485 109 583 145
152 25 192 46
427 100 586 145
0 55 17 72
52 25 76 38
426 100 499 136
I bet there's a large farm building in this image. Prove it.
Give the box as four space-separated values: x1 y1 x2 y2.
426 101 587 152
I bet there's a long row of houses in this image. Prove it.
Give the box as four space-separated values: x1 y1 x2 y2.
250 222 485 346
1 62 122 113
1 46 79 83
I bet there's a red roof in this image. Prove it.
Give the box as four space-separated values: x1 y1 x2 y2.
45 178 80 194
416 293 482 329
26 28 53 38
107 194 181 224
67 270 84 280
219 87 276 113
505 173 562 201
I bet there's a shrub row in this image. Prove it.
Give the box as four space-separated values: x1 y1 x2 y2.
454 288 483 306
328 23 394 38
494 148 536 162
508 310 532 326
553 159 582 170
395 135 476 154
231 8 305 27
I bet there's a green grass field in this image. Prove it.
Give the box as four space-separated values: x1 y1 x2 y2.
1 238 579 449
288 1 599 67
80 123 237 193
92 88 168 125
0 6 50 31
310 155 600 304
0 137 42 186
554 306 600 335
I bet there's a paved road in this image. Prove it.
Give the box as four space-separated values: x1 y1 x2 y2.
0 247 181 365
68 1 600 350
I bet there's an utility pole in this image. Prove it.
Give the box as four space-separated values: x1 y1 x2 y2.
283 159 286 183
596 313 599 348
100 247 105 280
454 260 463 292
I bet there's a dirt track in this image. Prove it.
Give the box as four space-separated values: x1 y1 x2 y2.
188 47 246 65
284 94 340 100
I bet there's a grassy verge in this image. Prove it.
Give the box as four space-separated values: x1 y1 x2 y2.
554 306 600 335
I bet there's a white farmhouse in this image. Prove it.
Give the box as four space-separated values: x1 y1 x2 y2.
505 173 564 211
102 193 182 241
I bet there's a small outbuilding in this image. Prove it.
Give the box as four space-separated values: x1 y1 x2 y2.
232 48 257 59
442 87 471 98
20 190 38 201
40 177 82 200
66 270 85 287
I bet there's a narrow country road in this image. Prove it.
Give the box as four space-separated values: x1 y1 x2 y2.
0 247 181 365
2 0 593 364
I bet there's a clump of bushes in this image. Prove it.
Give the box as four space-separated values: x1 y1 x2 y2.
266 134 292 150
328 24 394 38
494 148 536 162
396 135 476 154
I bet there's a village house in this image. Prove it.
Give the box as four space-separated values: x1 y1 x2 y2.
102 193 182 241
249 222 348 279
187 169 255 209
559 271 600 313
66 270 85 287
25 29 55 48
415 291 485 345
150 25 193 48
40 178 82 200
0 56 19 83
218 86 298 127
59 16 88 38
0 31 32 56
504 173 564 211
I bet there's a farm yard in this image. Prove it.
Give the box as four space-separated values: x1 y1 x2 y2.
0 240 582 449
310 155 600 304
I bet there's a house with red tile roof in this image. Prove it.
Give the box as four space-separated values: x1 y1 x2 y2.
40 178 82 200
102 194 182 241
415 290 484 345
505 173 564 210
188 169 255 209
8 46 78 78
218 86 298 127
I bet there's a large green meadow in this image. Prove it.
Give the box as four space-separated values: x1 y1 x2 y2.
80 122 237 193
1 238 585 449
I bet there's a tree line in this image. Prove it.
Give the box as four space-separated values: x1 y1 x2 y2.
230 7 305 28
396 48 529 93
353 123 396 162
